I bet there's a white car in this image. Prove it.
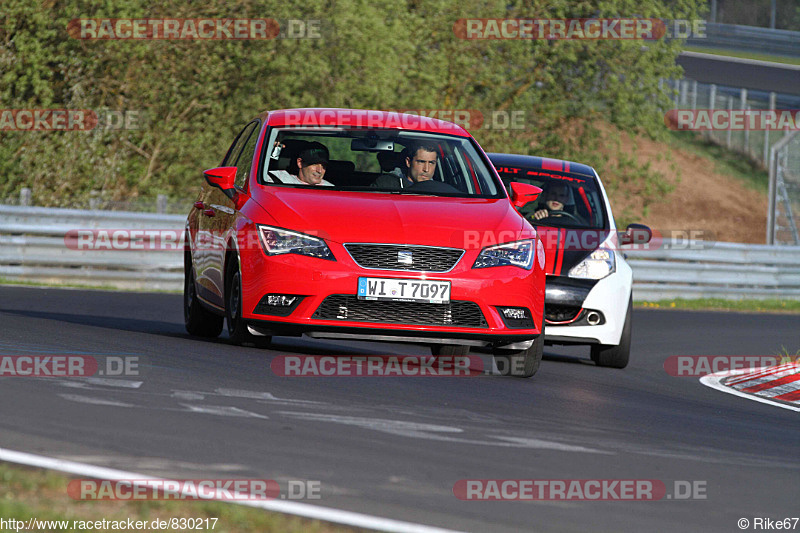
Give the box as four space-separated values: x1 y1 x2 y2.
489 153 651 368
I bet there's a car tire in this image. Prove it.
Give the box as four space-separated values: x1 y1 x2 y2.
225 254 271 347
493 310 545 378
430 344 470 356
184 255 223 338
590 297 631 369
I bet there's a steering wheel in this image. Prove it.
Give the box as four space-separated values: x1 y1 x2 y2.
536 210 583 223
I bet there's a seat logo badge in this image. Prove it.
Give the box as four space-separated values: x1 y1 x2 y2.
398 251 413 265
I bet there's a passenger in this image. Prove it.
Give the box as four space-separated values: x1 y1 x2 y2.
271 141 333 186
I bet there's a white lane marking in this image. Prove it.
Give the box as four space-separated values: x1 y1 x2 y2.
0 447 467 533
180 404 269 419
172 390 205 400
492 436 612 454
58 394 135 408
215 388 325 404
279 413 462 438
279 412 610 454
85 378 143 388
700 367 800 412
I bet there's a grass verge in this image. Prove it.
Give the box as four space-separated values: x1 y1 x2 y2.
636 298 800 313
0 462 364 533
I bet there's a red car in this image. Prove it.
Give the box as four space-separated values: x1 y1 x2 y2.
184 109 547 377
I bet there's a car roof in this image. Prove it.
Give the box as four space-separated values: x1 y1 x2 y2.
258 108 472 137
487 152 597 179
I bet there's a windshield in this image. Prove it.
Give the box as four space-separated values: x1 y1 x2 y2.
494 167 608 230
260 128 504 198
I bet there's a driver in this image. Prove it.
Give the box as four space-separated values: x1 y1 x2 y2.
372 143 438 188
534 182 577 220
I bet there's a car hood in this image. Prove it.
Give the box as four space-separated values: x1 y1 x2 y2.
536 226 614 276
251 188 531 250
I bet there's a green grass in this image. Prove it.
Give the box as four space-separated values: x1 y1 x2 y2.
636 298 800 313
0 277 181 294
682 45 800 66
0 463 365 533
666 130 769 193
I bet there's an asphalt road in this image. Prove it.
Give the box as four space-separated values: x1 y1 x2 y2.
677 51 800 96
0 286 798 532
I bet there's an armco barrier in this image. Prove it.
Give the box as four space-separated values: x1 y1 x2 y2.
1 205 799 299
0 205 184 291
625 241 800 300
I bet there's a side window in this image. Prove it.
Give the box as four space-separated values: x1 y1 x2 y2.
221 121 257 167
233 121 261 189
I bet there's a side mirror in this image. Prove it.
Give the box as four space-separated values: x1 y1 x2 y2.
619 223 652 245
203 167 237 199
509 182 542 209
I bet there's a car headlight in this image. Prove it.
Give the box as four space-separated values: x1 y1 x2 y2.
569 247 615 279
473 240 535 270
257 225 335 261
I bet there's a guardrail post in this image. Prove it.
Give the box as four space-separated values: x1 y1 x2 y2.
20 188 31 207
726 97 733 149
740 88 749 156
157 194 167 214
763 92 776 166
708 84 717 140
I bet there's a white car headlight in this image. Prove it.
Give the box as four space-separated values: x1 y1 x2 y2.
473 240 535 270
568 247 615 279
257 225 335 261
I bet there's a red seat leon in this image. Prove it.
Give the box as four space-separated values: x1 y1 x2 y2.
184 109 547 377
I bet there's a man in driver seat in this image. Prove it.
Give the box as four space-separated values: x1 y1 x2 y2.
372 143 437 189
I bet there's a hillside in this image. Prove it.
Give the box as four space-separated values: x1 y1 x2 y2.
603 131 768 244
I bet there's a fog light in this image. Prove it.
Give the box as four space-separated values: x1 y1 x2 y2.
502 308 527 320
267 295 297 306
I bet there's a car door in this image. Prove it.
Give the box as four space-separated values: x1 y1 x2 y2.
195 120 259 307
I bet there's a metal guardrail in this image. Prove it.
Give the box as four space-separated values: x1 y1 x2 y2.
1 205 799 299
0 205 185 291
685 22 800 57
626 241 800 300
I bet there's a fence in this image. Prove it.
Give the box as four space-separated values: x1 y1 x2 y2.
1 204 799 300
767 131 800 245
664 78 799 168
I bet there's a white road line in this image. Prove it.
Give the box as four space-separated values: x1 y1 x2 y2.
58 394 135 408
0 447 467 533
215 388 325 404
85 378 143 388
180 404 270 419
700 367 800 413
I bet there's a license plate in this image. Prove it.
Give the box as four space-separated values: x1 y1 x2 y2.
357 277 451 304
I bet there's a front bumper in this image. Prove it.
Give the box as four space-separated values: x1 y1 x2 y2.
543 264 632 346
238 240 546 345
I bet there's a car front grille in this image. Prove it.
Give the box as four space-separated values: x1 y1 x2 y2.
313 295 487 328
344 244 464 272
